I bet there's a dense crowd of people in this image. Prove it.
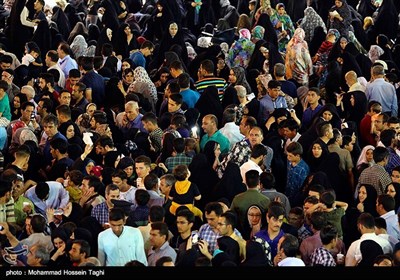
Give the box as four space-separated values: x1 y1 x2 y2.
0 0 400 268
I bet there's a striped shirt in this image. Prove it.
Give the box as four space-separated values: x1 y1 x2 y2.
194 76 227 102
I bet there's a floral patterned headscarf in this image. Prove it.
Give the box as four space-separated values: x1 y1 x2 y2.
239 28 251 40
251 25 265 41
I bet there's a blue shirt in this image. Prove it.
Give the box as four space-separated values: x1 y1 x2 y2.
180 88 200 108
286 159 309 204
130 51 146 69
24 181 70 217
58 55 78 79
366 77 398 117
258 94 288 125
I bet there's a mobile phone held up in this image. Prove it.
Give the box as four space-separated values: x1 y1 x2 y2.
191 231 199 245
191 126 198 139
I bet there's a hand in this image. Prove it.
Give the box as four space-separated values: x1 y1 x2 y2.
46 208 55 223
22 204 32 213
63 202 72 217
158 162 167 172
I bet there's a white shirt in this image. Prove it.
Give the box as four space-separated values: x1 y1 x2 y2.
98 226 148 266
219 122 245 150
345 232 392 266
240 160 263 183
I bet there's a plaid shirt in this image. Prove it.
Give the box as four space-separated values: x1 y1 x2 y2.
165 153 192 172
310 247 336 266
0 197 16 223
357 163 391 196
198 223 242 254
91 201 110 226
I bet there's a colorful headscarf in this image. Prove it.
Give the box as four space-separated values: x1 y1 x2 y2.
251 25 265 41
239 28 251 40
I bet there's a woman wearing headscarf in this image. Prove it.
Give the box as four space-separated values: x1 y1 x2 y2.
253 9 279 49
240 240 269 266
342 183 378 247
357 0 376 18
67 21 88 45
376 34 393 62
127 66 158 113
270 3 295 54
195 86 224 128
285 27 313 86
142 0 174 42
368 44 384 64
51 5 71 42
70 35 88 60
327 0 352 38
185 0 215 38
227 66 252 96
227 28 255 69
300 6 327 44
96 27 113 56
373 0 398 40
189 147 219 210
112 23 139 60
155 22 188 69
251 25 265 43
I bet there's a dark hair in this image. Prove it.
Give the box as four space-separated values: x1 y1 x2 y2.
35 182 50 200
319 224 337 245
245 170 260 188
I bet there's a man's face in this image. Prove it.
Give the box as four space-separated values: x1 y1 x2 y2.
205 211 219 229
1 71 13 85
135 162 150 179
111 176 125 189
43 122 58 137
201 117 215 135
283 128 296 140
249 128 263 147
69 77 80 86
267 87 280 99
176 216 192 235
167 98 180 113
307 91 320 105
125 105 138 121
95 145 106 155
21 105 34 122
159 178 170 195
71 85 82 100
59 92 71 106
27 245 40 266
267 214 284 234
216 216 229 236
0 62 11 70
38 78 47 91
69 243 83 262
106 189 120 204
149 229 165 249
110 218 125 237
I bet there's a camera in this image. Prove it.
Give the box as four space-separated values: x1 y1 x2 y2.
30 112 35 120
53 209 63 215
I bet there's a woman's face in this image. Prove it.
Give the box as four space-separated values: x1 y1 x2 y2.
358 186 367 203
157 4 162 11
335 0 343 8
312 143 323 158
248 207 262 226
124 166 134 178
123 71 134 84
366 149 374 162
66 124 75 139
391 170 400 183
340 39 348 50
322 110 333 121
122 61 131 71
228 70 237 83
214 143 221 158
85 161 95 175
86 104 96 116
386 184 396 198
124 25 131 35
277 6 285 15
53 237 65 249
13 96 21 109
169 23 178 37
